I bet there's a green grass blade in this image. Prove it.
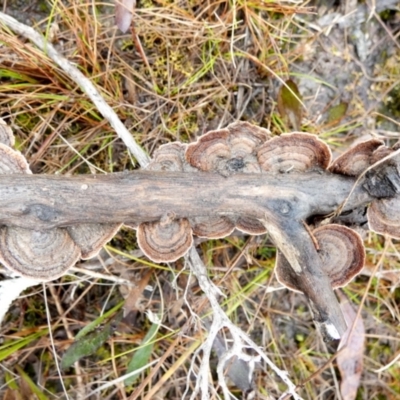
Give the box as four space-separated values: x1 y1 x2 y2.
124 322 160 386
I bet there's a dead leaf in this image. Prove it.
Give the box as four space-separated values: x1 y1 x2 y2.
277 79 303 131
325 102 348 127
337 290 365 400
115 0 136 33
120 269 153 315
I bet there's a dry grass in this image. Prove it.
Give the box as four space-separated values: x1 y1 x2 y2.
0 0 399 399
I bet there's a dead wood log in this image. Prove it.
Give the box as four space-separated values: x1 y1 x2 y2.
0 170 370 230
1 118 400 341
0 168 372 340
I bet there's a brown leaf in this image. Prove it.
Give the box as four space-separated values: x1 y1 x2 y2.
337 291 365 400
120 269 153 314
277 79 303 131
115 0 136 33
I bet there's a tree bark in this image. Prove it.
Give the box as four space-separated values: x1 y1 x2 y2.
0 169 371 230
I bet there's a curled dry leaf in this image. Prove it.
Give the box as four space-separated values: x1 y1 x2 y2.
185 121 269 175
115 0 136 33
137 214 193 262
257 132 332 173
337 290 365 400
276 224 365 292
0 227 81 281
0 118 15 147
67 223 122 259
190 215 235 239
329 139 384 176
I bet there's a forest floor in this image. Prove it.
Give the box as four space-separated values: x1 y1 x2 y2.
0 0 399 399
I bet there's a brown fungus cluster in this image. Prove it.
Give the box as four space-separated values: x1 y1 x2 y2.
329 139 400 238
275 224 365 292
0 122 120 280
1 118 400 297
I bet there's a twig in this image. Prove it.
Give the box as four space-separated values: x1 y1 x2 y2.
0 12 150 168
187 247 303 400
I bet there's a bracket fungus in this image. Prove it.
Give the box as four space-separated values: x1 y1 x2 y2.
0 118 15 148
0 227 81 280
67 223 122 260
257 132 331 173
0 122 120 280
185 121 270 176
361 147 400 238
137 214 193 263
190 215 235 239
146 142 189 172
276 224 365 292
2 118 400 340
0 143 31 174
329 139 384 176
236 216 267 235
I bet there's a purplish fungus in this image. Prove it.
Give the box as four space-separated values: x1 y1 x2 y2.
257 133 331 173
0 226 81 280
137 214 193 262
190 216 235 239
185 121 269 176
0 118 15 148
67 223 122 260
275 224 365 292
329 139 384 176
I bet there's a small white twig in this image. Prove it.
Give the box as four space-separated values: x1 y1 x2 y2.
0 12 150 168
187 246 303 400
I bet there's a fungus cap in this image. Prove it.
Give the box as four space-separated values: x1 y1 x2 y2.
185 121 269 175
0 143 31 174
0 118 15 148
367 198 400 239
257 132 332 173
146 142 187 172
329 139 384 176
190 216 235 239
137 215 193 263
0 227 81 281
67 223 122 259
236 217 267 235
276 224 365 292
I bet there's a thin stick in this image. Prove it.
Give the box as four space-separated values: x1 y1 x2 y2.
0 12 150 168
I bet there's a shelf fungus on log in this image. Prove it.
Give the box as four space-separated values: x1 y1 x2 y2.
257 132 332 173
186 121 269 236
275 224 365 292
2 119 400 340
137 214 193 263
360 146 400 238
190 215 235 239
146 142 194 172
0 118 15 148
0 123 119 279
236 216 267 235
329 139 384 177
67 223 122 260
0 143 31 174
185 121 270 176
0 227 81 280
